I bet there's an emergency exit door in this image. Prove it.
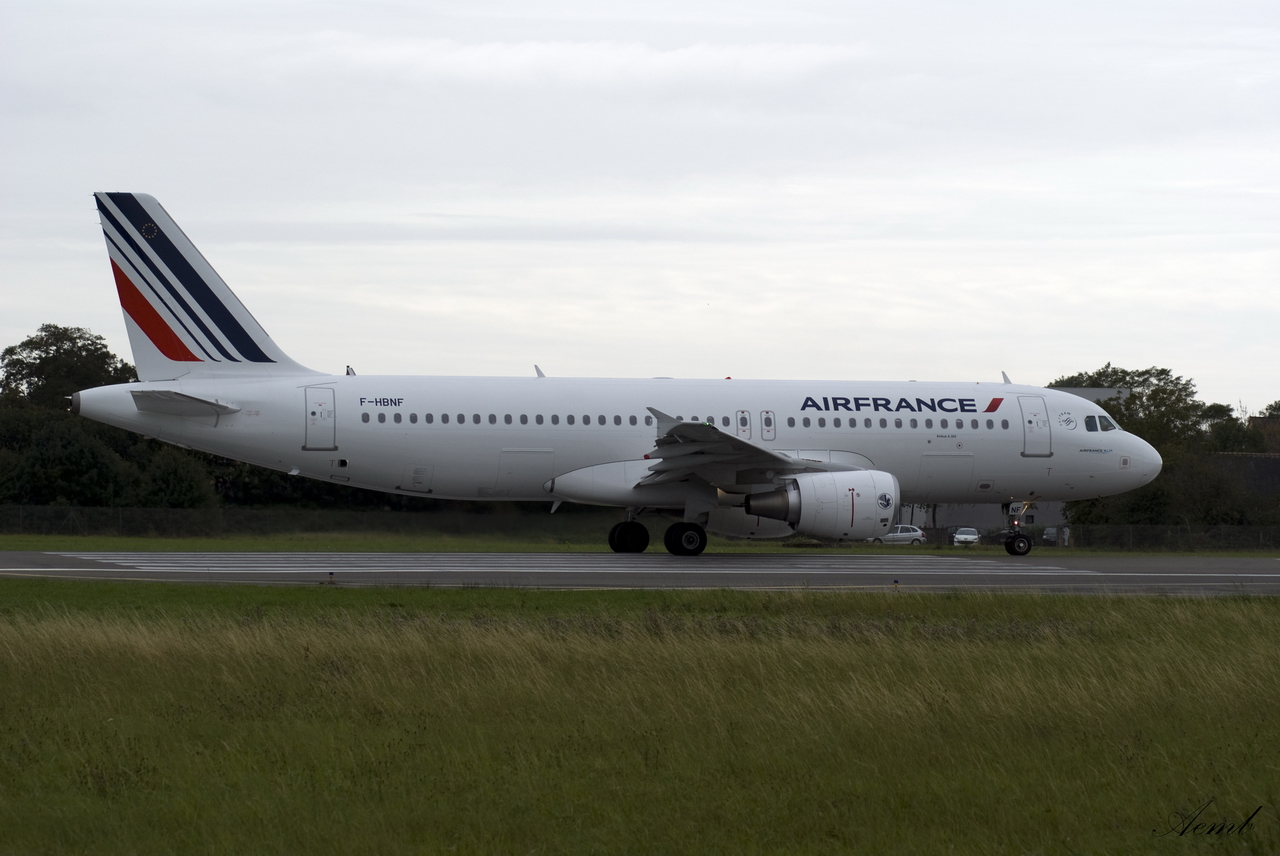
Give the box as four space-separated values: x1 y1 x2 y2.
303 387 337 451
1018 395 1052 457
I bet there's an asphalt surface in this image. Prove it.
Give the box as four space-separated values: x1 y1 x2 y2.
1 551 1278 594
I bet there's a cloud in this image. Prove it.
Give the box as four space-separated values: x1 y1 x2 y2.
275 34 860 90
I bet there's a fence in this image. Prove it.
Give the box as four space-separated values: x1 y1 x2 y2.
0 505 614 540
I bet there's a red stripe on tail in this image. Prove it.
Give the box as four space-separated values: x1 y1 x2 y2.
983 398 1004 412
110 260 201 362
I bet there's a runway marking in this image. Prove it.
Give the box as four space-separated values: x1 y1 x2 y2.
51 552 1092 575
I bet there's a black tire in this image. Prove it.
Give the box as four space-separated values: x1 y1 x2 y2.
871 538 883 544
607 522 625 553
616 521 649 553
1005 534 1032 556
910 538 922 545
664 522 707 556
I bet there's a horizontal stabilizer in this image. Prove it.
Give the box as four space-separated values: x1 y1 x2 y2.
131 390 240 417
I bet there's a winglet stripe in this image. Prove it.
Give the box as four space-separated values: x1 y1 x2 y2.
110 260 202 362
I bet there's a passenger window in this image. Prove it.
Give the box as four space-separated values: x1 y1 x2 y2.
1001 419 1009 429
394 413 402 424
551 415 559 425
520 414 528 425
488 414 496 424
536 415 544 425
567 415 575 425
802 417 811 428
410 413 418 424
504 414 512 424
442 413 450 424
361 413 370 423
971 419 978 429
457 413 464 424
1100 415 1118 431
940 419 948 429
864 418 872 428
378 413 386 423
787 417 796 427
894 418 902 428
472 414 480 424
818 418 826 428
1085 415 1098 432
645 415 653 426
630 415 637 426
879 418 887 428
614 415 621 426
600 415 607 425
584 415 592 425
834 418 842 428
426 413 434 424
739 415 748 428
909 418 917 428
985 419 993 429
723 416 731 427
925 418 932 429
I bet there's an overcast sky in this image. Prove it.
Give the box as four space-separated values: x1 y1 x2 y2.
3 0 1277 411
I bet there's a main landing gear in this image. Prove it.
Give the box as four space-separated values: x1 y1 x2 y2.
607 520 650 553
607 519 708 556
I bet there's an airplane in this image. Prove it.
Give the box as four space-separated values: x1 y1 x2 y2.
72 192 1163 556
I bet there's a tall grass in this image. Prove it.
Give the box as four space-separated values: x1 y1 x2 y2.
1 585 1278 854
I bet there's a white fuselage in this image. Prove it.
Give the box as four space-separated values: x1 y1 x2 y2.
76 374 1162 508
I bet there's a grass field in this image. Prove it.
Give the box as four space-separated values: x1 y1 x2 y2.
1 578 1277 854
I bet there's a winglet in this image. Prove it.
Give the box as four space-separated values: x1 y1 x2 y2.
535 365 546 378
1001 371 1012 384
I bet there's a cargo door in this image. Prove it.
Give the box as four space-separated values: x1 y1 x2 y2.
303 387 337 451
916 454 975 502
1018 395 1053 457
493 450 555 498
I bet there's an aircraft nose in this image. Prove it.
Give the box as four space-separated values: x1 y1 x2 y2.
1135 439 1162 484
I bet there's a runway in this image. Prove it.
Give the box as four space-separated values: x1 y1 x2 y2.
2 551 1279 594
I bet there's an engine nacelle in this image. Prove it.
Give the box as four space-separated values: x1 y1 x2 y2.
745 471 899 541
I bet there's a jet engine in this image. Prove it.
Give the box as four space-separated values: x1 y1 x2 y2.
744 471 899 541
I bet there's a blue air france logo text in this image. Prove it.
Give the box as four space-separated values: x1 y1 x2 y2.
801 396 1004 414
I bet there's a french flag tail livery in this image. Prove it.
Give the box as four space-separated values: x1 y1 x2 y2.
94 192 318 381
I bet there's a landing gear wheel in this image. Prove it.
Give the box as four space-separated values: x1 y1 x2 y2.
663 522 707 556
1005 534 1032 556
615 521 649 553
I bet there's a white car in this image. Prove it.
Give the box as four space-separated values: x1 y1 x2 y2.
871 525 927 545
952 527 980 546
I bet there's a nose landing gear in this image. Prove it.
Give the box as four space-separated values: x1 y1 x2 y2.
1003 502 1034 556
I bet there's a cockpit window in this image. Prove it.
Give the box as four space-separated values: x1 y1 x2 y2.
1085 415 1098 432
1099 415 1118 431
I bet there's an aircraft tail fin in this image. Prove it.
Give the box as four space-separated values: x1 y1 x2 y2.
93 192 318 381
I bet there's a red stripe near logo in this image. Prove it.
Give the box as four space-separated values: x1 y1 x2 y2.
110 260 202 362
983 398 1004 412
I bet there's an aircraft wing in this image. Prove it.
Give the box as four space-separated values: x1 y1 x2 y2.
637 407 861 487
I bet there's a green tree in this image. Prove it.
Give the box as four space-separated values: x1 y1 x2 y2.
15 421 138 506
1 324 136 408
138 447 217 509
1262 400 1280 417
1049 364 1205 449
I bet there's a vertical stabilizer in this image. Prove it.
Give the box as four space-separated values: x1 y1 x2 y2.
94 192 318 381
